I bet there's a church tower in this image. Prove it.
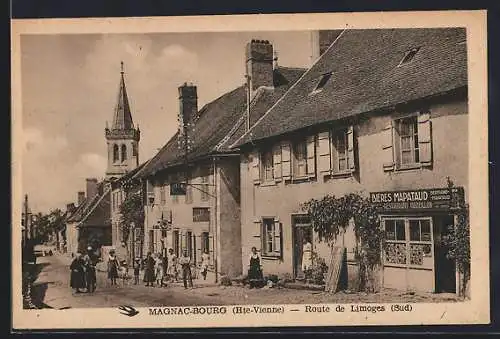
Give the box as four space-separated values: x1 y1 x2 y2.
105 62 140 179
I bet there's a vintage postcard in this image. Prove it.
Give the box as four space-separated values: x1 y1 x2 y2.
11 10 489 330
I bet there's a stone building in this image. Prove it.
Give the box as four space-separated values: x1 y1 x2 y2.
232 28 468 294
138 39 306 280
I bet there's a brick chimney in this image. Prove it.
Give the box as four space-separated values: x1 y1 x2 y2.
178 83 198 129
77 191 85 206
66 203 76 214
246 39 274 97
86 178 99 199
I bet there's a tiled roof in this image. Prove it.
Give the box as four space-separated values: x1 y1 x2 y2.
232 28 467 147
66 182 108 223
139 66 305 177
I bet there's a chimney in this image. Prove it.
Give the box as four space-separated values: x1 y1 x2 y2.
86 178 99 199
77 191 85 206
178 83 198 129
245 39 274 96
66 203 76 214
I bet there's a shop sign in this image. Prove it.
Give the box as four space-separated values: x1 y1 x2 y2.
370 187 464 212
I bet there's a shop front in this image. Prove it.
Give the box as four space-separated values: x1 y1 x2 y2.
370 187 465 294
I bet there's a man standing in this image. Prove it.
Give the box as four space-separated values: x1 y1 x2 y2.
179 250 193 289
83 246 98 293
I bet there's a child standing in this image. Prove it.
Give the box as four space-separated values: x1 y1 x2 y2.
133 258 141 285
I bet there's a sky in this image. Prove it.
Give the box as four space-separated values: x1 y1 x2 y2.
20 31 315 213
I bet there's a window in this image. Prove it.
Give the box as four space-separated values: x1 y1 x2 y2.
332 128 349 173
261 218 281 257
201 232 210 254
397 116 419 166
121 144 127 162
159 184 166 205
292 139 307 178
384 217 433 268
398 47 421 66
132 143 138 157
113 144 119 163
200 174 209 202
261 148 274 182
311 72 332 94
382 112 432 171
193 207 210 222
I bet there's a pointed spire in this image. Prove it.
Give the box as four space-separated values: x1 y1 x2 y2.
112 61 134 130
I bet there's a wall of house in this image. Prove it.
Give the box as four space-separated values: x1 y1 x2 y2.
111 187 125 246
217 157 242 277
65 222 79 256
240 96 468 290
143 157 242 278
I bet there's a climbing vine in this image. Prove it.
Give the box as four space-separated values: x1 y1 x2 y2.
301 193 383 292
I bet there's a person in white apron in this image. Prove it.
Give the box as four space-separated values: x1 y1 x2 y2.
302 237 313 272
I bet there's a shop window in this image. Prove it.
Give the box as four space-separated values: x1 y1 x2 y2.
384 218 433 268
261 217 282 258
261 148 274 182
186 231 193 259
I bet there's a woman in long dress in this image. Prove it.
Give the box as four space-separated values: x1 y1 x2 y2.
70 252 85 293
107 250 119 286
247 247 263 289
166 248 178 282
143 252 156 287
302 237 313 273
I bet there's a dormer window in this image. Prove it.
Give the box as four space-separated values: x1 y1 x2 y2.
398 47 421 66
310 72 332 95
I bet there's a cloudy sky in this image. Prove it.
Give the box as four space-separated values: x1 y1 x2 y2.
21 31 314 213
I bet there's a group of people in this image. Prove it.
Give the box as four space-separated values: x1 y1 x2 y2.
75 246 211 291
141 248 210 289
69 246 98 294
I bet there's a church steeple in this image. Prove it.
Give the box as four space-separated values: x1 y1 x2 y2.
105 62 140 179
112 61 135 130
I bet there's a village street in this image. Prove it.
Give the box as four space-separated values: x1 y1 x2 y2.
29 254 463 310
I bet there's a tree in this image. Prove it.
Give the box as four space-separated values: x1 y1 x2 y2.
302 193 383 293
118 191 144 244
443 177 470 297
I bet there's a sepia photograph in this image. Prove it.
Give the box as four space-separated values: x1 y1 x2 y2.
11 10 489 329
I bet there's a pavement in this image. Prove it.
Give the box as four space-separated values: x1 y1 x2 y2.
30 254 463 310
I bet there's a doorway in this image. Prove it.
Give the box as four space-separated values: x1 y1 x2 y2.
292 215 313 280
434 215 457 293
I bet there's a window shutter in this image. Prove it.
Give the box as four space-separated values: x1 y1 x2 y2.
317 131 331 174
273 144 282 182
347 125 356 172
281 142 292 180
250 220 262 253
306 135 316 178
196 234 202 264
418 111 432 166
250 151 260 184
208 233 214 266
382 120 395 171
273 221 282 256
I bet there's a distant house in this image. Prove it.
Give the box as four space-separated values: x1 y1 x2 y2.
232 28 468 294
137 39 306 280
65 178 112 255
